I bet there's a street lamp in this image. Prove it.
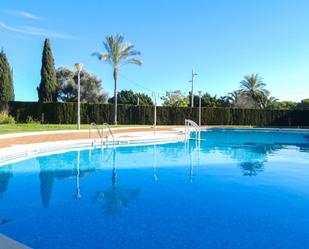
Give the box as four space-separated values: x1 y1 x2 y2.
189 69 198 108
152 92 158 136
198 90 202 127
75 63 83 130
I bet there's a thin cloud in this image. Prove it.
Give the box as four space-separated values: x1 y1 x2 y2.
0 22 76 39
18 11 41 20
8 10 42 20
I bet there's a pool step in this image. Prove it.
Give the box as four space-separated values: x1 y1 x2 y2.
0 234 32 249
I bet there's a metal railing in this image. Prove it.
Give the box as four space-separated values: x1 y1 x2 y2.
185 119 201 140
89 122 116 147
89 122 103 147
102 123 115 146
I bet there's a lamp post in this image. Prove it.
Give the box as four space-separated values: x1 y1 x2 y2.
189 69 198 108
152 92 158 136
75 63 83 130
198 90 202 127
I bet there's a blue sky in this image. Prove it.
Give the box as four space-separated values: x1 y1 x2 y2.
1 0 309 102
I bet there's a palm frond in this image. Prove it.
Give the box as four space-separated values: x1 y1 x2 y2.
92 52 111 61
103 41 112 57
122 58 143 66
94 34 142 67
127 50 141 57
119 45 141 61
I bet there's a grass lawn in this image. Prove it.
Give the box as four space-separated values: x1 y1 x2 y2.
0 124 142 135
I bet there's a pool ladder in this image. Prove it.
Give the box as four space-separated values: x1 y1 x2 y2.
185 119 201 141
89 122 115 148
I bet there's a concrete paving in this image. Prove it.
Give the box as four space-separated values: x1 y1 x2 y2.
0 234 31 249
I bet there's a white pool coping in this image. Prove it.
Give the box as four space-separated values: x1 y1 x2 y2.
0 129 187 167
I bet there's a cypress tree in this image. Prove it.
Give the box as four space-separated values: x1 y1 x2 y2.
0 49 14 102
37 39 57 102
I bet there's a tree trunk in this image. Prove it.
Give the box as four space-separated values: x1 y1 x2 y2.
113 68 118 125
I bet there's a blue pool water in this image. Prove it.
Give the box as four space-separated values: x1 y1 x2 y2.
1 129 309 249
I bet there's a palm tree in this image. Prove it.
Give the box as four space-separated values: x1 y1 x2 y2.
226 90 242 106
93 34 142 124
263 96 279 109
239 74 270 108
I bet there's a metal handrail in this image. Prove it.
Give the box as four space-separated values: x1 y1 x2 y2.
102 123 115 145
89 122 103 147
185 119 201 140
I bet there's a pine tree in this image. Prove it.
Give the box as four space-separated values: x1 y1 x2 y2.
37 39 57 102
0 49 14 102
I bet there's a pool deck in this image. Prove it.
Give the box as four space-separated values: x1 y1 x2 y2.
0 126 186 166
0 234 32 249
0 127 182 148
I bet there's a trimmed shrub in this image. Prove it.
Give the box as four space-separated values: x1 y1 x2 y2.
0 113 15 124
4 101 309 127
26 116 40 124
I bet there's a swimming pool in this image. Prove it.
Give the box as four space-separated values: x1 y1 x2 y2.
1 129 309 249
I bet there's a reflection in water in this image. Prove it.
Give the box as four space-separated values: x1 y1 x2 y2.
299 143 309 153
74 151 82 200
153 144 158 181
230 144 271 176
93 149 140 215
235 143 284 176
38 151 96 208
0 218 12 225
239 161 264 176
1 130 309 249
189 145 194 183
39 164 54 208
3 130 308 210
198 136 287 176
185 139 201 182
0 165 12 199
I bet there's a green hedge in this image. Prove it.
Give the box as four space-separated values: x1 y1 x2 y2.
1 101 309 126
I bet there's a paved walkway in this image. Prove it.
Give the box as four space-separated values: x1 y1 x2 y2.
0 234 31 249
0 127 176 149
